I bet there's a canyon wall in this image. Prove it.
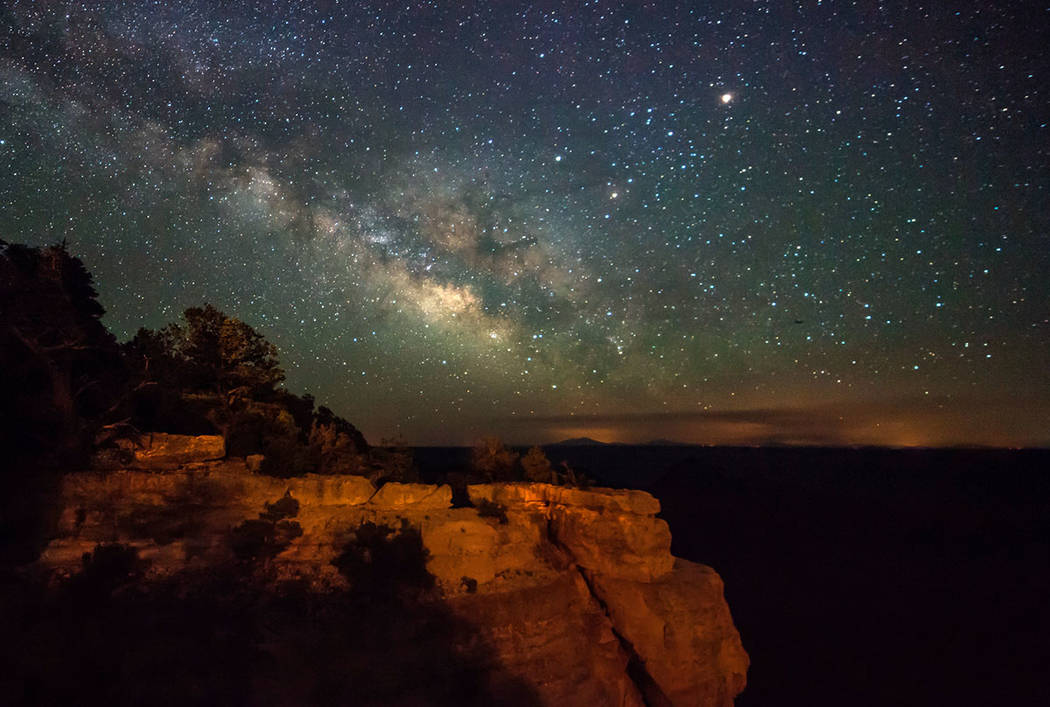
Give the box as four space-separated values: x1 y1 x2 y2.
37 435 748 706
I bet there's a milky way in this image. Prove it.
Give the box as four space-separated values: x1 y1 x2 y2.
2 2 1048 445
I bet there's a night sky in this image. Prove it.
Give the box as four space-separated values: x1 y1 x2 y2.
2 2 1048 446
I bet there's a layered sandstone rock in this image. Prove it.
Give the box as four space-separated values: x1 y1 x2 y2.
446 571 646 707
587 562 751 707
37 454 748 705
129 433 226 468
369 481 453 509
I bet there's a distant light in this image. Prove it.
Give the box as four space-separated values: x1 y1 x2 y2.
721 93 733 104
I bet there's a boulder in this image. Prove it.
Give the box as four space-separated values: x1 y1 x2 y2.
368 482 452 510
468 482 552 508
286 474 375 506
132 433 225 468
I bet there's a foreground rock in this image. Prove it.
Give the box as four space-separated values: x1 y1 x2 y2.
587 562 750 707
130 432 226 468
37 457 748 705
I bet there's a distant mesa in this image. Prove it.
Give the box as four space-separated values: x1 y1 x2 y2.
549 437 694 447
548 437 613 446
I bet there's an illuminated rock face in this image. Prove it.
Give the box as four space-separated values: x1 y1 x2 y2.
129 433 226 469
587 563 751 707
39 461 748 706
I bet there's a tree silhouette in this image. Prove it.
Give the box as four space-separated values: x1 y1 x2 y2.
1 241 125 562
521 446 554 483
131 304 284 403
1 241 123 454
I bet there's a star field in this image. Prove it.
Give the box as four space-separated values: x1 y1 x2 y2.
2 2 1048 446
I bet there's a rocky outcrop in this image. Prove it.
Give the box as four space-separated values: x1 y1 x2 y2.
466 483 673 582
587 562 750 707
37 454 748 705
370 481 453 509
466 483 745 706
446 571 646 706
130 433 226 468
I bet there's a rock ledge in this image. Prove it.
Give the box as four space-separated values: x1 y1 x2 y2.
38 459 747 706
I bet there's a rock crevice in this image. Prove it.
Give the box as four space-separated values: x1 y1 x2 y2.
573 558 675 707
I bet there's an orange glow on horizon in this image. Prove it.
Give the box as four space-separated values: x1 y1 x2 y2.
516 400 1030 449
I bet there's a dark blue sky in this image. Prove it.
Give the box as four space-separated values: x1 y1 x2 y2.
2 1 1048 445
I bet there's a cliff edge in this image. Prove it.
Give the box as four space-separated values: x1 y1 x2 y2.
35 436 748 706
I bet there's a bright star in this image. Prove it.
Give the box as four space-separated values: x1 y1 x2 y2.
721 93 733 104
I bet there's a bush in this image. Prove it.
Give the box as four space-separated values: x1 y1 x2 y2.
475 499 508 524
369 438 418 482
471 436 519 481
521 446 553 483
261 491 300 522
229 494 303 564
71 543 150 602
332 521 435 600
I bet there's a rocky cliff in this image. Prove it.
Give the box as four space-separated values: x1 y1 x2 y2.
36 434 748 706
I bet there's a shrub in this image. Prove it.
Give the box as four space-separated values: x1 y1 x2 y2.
332 521 434 599
521 446 553 483
71 543 150 602
229 494 303 564
475 499 508 524
471 436 519 481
